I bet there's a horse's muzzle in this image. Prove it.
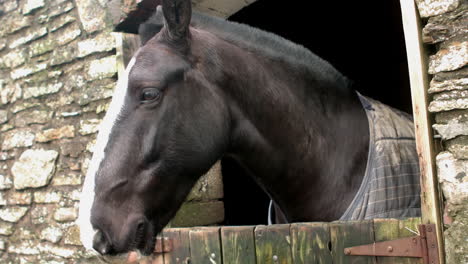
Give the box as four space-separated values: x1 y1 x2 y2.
93 228 115 255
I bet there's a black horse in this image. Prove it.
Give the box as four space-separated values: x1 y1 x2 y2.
78 0 420 258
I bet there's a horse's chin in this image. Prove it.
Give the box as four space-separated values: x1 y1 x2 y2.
97 251 154 264
97 253 128 264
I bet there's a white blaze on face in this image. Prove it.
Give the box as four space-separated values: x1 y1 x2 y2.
78 55 138 251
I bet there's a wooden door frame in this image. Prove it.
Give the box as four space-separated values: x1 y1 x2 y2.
399 0 445 263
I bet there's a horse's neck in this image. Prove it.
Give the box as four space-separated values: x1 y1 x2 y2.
221 48 370 221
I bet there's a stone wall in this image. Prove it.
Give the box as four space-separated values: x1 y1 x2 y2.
0 0 224 263
416 1 467 263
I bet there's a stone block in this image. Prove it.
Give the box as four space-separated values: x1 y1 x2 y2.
31 206 50 224
48 1 74 20
0 12 30 36
40 226 63 243
49 14 76 32
0 0 18 13
444 202 468 264
11 149 59 189
0 39 6 51
415 0 460 17
0 175 13 190
0 152 10 160
23 82 63 99
428 77 468 93
87 55 117 80
33 190 63 203
50 46 76 66
171 201 224 227
96 102 110 113
10 62 47 80
76 83 114 106
75 0 109 33
29 39 55 57
77 33 115 58
423 4 468 44
433 89 468 101
63 225 81 245
0 193 6 206
435 109 468 124
1 83 22 105
7 191 32 205
79 119 101 135
54 23 81 46
65 74 86 90
10 227 37 242
433 119 468 140
51 173 82 186
0 222 14 235
0 124 14 132
429 97 468 112
0 110 7 124
38 244 77 258
22 0 45 14
187 161 224 201
53 207 78 222
14 109 52 127
0 49 27 69
1 129 35 150
45 94 74 108
36 125 75 142
9 27 48 49
446 136 468 159
8 240 39 255
0 207 29 222
65 189 81 201
60 141 86 157
429 40 468 74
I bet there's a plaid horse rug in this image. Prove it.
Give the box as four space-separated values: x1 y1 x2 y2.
339 93 421 220
268 93 421 224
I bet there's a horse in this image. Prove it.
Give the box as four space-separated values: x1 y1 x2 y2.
78 0 421 258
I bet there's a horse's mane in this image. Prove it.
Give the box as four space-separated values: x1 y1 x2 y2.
141 9 348 85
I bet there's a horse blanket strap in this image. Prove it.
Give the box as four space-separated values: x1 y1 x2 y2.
339 93 421 220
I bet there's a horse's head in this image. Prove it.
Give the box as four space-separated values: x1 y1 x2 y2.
78 0 230 256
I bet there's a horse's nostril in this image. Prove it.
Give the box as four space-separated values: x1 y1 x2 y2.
132 220 148 250
93 229 113 255
136 222 145 234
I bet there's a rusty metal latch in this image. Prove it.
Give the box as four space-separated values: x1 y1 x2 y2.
344 224 439 264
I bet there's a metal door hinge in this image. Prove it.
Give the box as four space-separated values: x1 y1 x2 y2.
344 224 439 264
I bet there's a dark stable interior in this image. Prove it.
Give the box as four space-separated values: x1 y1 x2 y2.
222 0 412 225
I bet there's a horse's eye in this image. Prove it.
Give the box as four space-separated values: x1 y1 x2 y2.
140 88 162 103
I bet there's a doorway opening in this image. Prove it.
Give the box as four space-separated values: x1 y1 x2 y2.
222 0 412 225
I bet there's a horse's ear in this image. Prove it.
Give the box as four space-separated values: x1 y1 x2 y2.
138 6 165 46
162 0 192 43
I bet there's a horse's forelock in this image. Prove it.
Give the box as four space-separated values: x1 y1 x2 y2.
77 54 139 251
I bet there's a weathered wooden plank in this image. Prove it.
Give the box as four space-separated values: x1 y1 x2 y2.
189 227 222 264
255 224 293 264
330 220 376 264
162 228 191 264
373 218 423 264
152 254 165 264
399 0 445 263
151 234 165 264
221 226 256 264
290 222 332 264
